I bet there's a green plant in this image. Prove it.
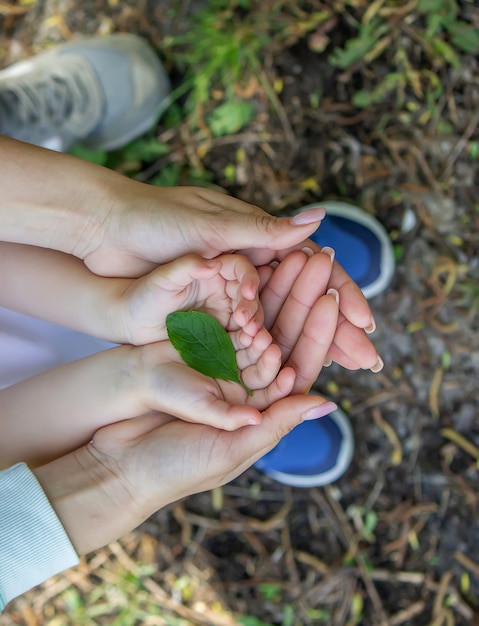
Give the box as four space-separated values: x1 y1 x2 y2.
163 0 331 129
327 0 479 113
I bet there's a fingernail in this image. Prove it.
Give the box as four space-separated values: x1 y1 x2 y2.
321 246 335 263
303 402 337 421
291 207 326 225
301 246 314 257
326 288 339 304
370 356 384 373
247 417 260 426
365 319 376 334
323 359 332 367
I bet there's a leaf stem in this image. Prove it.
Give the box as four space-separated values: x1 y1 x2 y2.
239 379 253 397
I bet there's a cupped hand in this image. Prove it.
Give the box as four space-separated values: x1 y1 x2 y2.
82 184 375 339
258 249 383 388
138 285 339 430
116 253 263 346
82 185 326 278
35 392 336 556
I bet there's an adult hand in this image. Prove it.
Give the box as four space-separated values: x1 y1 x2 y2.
30 250 348 556
81 182 375 336
81 184 326 276
1 137 374 337
258 249 383 384
0 138 324 277
33 393 335 556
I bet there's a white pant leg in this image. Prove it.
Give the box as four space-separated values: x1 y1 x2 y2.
0 306 116 390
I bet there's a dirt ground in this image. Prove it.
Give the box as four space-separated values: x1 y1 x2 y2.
1 1 478 625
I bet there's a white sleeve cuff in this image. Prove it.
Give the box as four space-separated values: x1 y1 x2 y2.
0 463 79 611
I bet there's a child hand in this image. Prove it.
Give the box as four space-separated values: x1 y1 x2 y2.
114 253 263 345
136 329 293 430
137 284 339 430
0 263 340 466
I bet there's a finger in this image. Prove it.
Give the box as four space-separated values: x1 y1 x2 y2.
216 205 326 258
223 393 339 473
148 253 220 291
329 263 375 330
234 328 273 369
232 295 263 332
269 251 335 361
285 291 340 393
216 253 260 300
260 250 309 329
272 239 375 331
241 342 283 390
245 366 296 410
327 316 383 371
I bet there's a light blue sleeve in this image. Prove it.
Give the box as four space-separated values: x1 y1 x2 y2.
0 463 79 612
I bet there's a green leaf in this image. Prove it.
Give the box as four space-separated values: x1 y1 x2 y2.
328 19 389 69
447 21 479 55
166 311 253 395
118 138 170 163
206 101 255 137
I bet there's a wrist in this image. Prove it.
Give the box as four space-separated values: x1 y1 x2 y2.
32 447 130 555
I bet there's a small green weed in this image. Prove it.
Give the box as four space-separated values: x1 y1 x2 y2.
163 0 331 130
328 0 479 116
238 617 274 626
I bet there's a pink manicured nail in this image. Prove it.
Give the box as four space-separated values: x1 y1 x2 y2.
321 246 335 263
370 356 384 373
291 208 326 225
365 319 376 334
326 288 339 304
303 402 337 421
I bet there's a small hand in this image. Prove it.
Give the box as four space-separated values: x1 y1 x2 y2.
137 332 290 431
116 253 262 345
138 284 339 430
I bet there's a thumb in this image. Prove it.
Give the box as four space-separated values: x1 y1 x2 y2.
226 208 326 260
227 393 337 473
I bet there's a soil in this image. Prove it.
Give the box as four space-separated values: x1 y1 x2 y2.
1 1 478 625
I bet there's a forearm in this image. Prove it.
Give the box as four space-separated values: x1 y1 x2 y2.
0 136 121 256
0 242 129 339
0 345 142 468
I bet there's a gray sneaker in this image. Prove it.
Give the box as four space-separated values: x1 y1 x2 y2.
0 34 171 152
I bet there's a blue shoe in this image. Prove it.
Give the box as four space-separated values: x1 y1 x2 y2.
255 201 393 487
293 200 395 299
255 396 354 488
